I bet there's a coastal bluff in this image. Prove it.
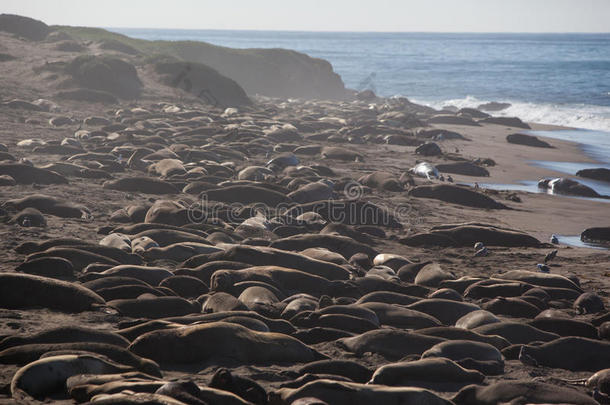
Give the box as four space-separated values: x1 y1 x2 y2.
47 23 347 100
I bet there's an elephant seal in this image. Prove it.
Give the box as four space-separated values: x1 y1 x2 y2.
297 360 372 384
148 158 187 177
158 275 208 298
99 233 131 252
409 184 508 209
519 337 610 371
65 371 159 396
527 317 598 339
0 273 104 312
285 199 402 229
203 245 351 281
0 342 161 376
129 321 324 364
96 284 164 301
0 326 129 350
26 248 120 271
416 326 509 350
474 321 559 344
337 329 445 358
292 327 355 345
270 379 453 405
370 358 485 388
202 292 249 313
3 194 90 218
98 265 173 285
88 392 193 404
494 270 581 291
141 242 223 262
288 181 334 204
422 340 504 375
103 177 179 194
0 163 68 184
11 354 130 400
356 291 419 306
156 380 254 405
455 310 500 330
69 380 167 402
269 234 377 260
406 299 480 325
481 297 540 318
15 256 74 278
452 380 598 405
209 368 268 405
357 171 403 191
414 263 455 287
538 177 605 198
574 292 605 314
202 184 289 205
210 266 337 298
9 207 46 227
358 302 440 329
108 296 201 319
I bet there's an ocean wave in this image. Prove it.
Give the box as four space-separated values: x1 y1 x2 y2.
410 95 610 132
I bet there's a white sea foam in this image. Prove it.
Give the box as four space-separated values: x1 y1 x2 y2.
411 95 610 132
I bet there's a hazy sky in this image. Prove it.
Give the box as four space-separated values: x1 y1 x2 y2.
3 0 610 32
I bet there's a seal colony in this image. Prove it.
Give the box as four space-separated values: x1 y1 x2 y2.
1 14 610 405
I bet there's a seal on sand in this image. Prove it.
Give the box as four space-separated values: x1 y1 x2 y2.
128 321 325 364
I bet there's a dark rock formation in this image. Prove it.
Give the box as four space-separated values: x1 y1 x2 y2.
154 60 251 107
65 55 142 99
0 14 51 41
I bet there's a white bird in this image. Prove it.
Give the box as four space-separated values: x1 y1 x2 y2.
474 247 488 257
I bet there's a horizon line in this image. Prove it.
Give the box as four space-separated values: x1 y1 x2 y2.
59 25 610 35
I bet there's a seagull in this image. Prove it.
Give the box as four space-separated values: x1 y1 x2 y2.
474 247 488 257
544 249 558 263
474 242 485 251
550 234 559 244
537 263 550 273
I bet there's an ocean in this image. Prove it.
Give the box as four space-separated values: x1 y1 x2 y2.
110 29 610 132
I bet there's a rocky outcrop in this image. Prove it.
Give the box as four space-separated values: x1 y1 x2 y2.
153 60 251 107
57 26 348 100
0 14 51 41
65 55 142 99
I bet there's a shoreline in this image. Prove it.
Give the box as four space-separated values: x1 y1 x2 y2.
403 120 609 242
